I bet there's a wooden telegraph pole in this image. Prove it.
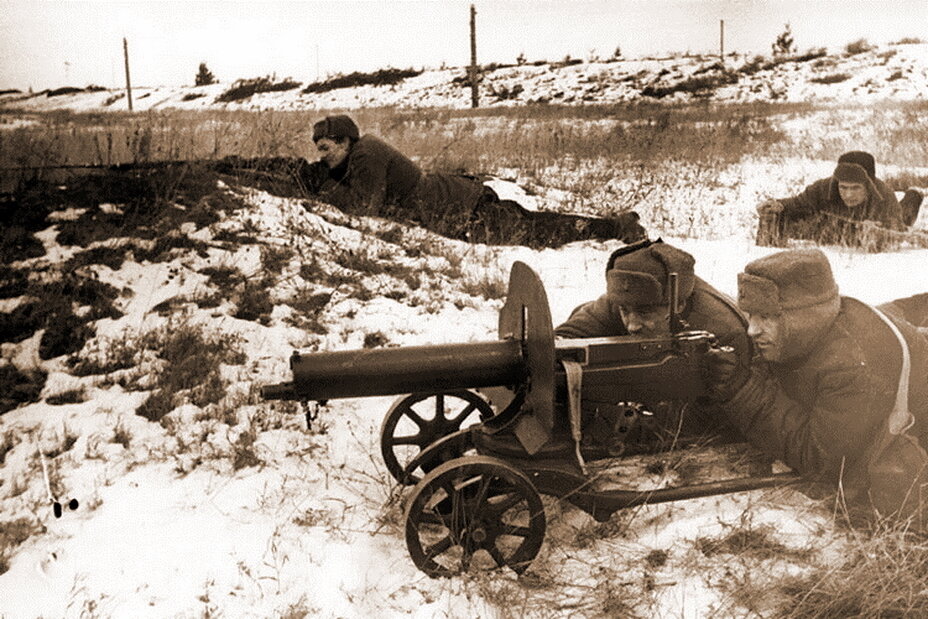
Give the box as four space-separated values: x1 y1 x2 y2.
123 37 133 111
469 4 479 108
719 19 725 64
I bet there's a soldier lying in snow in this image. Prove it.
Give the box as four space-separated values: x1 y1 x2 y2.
240 114 646 249
755 150 924 251
706 248 928 524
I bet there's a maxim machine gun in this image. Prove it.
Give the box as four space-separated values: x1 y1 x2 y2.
262 262 800 577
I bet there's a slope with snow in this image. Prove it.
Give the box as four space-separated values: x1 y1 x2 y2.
1 43 926 113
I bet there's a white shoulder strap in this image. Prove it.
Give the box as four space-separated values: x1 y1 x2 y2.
871 306 913 435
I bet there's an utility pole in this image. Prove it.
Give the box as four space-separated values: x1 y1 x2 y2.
469 4 479 108
123 37 133 111
719 19 725 64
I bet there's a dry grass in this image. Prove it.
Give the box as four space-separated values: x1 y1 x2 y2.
778 520 928 618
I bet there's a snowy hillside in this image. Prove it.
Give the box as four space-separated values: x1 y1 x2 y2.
1 42 927 113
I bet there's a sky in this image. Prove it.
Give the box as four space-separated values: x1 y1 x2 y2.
1 0 926 91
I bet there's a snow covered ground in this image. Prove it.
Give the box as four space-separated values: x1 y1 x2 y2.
1 161 927 617
2 39 928 619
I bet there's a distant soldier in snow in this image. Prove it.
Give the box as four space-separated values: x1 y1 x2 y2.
705 248 928 523
755 150 923 249
300 114 646 248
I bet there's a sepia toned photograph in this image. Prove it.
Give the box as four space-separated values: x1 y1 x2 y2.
1 1 927 616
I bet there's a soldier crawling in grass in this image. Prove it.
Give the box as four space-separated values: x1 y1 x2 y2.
705 248 928 523
755 150 924 249
298 114 647 248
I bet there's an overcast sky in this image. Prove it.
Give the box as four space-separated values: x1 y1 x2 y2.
1 0 926 91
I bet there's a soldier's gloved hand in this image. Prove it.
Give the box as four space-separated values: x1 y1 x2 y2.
613 211 647 244
756 199 783 216
705 346 750 401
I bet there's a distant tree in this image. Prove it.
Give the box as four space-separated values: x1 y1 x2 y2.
516 51 527 65
772 23 796 56
195 62 217 86
611 45 623 61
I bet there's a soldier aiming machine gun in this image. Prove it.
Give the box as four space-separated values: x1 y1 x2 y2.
262 262 800 577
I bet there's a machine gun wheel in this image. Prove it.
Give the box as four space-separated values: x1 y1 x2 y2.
404 456 546 577
380 391 494 485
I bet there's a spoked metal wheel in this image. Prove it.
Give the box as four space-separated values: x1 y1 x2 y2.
404 456 546 577
380 391 494 485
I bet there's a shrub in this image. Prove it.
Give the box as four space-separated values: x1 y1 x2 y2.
47 388 87 405
1 226 45 263
810 72 851 84
233 279 274 323
792 47 827 62
46 87 83 97
642 70 739 98
738 55 771 75
40 315 94 359
0 267 28 300
0 366 47 415
216 76 302 103
363 331 389 349
892 36 925 45
0 518 44 575
182 93 206 102
301 67 423 94
134 320 246 422
68 333 139 376
488 83 524 101
63 246 130 271
845 38 873 55
103 93 125 106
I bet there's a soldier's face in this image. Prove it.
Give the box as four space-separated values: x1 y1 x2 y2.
746 312 784 362
838 182 867 208
316 138 350 168
619 304 670 337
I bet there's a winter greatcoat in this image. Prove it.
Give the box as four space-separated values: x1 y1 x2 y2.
778 176 906 231
718 296 928 485
304 134 647 248
313 134 484 220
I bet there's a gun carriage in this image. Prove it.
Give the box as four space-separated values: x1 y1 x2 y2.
262 262 800 577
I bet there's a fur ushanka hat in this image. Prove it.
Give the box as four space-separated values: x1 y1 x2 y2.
830 150 885 203
605 240 695 309
738 248 841 361
312 115 360 142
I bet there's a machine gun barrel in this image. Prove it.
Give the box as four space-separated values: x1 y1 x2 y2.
262 339 525 402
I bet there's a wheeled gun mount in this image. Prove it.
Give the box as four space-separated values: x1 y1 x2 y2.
262 261 714 454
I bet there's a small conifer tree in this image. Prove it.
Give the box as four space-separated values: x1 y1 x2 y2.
772 23 796 56
195 62 216 86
